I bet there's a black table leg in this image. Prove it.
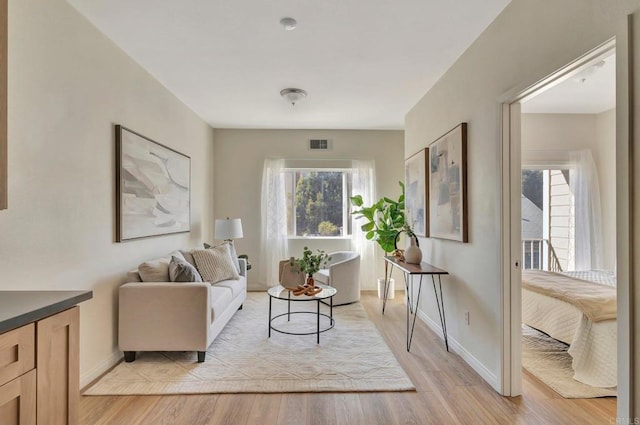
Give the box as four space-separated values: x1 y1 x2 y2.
407 275 423 351
287 291 291 321
382 264 395 314
317 299 320 344
268 295 272 338
433 275 449 351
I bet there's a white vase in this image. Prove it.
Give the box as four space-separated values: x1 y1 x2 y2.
377 278 395 299
404 236 422 264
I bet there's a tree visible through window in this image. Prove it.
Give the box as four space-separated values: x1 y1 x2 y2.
285 170 351 237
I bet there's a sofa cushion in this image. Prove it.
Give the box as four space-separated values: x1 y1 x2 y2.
213 276 246 299
313 269 330 285
210 286 233 321
169 255 203 282
138 257 170 282
192 245 239 284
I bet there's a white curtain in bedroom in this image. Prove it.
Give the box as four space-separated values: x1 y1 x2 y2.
351 160 377 290
569 149 604 270
259 158 289 289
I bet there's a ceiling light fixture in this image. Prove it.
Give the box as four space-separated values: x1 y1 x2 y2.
573 60 606 83
279 17 297 31
280 88 307 106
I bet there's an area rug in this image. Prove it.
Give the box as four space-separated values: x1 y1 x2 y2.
85 293 415 395
522 325 616 398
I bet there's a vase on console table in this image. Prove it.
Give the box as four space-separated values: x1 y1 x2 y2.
404 235 422 264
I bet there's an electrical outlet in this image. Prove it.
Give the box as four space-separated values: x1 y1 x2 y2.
464 311 470 325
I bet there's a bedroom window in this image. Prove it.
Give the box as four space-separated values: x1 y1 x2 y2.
284 169 352 237
522 169 572 271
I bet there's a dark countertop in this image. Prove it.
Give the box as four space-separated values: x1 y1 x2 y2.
0 290 93 334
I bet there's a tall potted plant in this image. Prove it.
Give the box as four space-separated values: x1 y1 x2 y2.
349 182 405 296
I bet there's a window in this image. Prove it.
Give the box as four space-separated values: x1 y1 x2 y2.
284 169 352 237
521 168 572 271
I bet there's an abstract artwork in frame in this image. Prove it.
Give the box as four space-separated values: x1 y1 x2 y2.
428 123 468 242
116 125 191 242
404 148 428 237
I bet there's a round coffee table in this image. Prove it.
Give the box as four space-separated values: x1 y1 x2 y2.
267 284 337 344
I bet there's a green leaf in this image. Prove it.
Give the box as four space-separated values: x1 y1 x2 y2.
361 222 375 232
366 231 375 240
349 195 363 207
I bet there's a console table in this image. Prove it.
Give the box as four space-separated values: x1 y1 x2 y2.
382 256 449 352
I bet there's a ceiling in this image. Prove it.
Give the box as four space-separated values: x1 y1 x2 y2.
67 0 511 129
521 53 616 114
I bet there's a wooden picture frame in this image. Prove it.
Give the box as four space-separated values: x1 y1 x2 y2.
116 125 191 241
405 148 428 237
428 123 468 242
0 0 7 210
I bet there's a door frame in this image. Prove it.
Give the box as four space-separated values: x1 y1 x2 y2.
498 37 630 404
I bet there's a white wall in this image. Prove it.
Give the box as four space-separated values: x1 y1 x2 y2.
521 112 616 271
213 129 404 291
405 0 639 392
595 109 616 270
2 0 215 387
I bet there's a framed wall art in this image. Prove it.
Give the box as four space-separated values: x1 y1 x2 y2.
428 123 468 242
404 148 428 237
116 125 191 241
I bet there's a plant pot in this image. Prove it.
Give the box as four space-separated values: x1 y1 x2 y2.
306 275 315 287
377 278 395 299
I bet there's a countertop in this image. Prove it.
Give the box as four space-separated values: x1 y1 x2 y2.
0 290 93 333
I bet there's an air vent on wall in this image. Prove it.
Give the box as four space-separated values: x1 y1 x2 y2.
309 139 330 150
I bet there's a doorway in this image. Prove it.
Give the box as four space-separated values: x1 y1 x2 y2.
500 38 626 411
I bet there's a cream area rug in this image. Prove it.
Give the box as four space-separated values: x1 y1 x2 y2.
522 325 616 398
85 293 415 395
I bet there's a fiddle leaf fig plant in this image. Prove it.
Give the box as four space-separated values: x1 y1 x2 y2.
349 181 405 254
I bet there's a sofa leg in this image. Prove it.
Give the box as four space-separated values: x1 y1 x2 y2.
197 351 206 363
124 351 136 363
238 304 243 310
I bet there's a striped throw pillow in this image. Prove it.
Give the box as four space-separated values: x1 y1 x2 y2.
192 245 240 284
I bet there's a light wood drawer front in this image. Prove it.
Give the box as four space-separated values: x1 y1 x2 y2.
0 324 35 387
0 369 37 425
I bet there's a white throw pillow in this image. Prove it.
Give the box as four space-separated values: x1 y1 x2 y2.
138 258 170 282
192 245 240 284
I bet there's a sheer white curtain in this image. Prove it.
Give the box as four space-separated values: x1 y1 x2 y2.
569 150 604 270
259 158 289 289
351 160 377 290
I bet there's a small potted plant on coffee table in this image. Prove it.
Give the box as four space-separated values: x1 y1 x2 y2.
289 247 331 295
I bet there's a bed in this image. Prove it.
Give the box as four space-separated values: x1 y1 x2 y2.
521 269 617 388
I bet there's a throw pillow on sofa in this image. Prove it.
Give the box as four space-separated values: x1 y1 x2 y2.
138 251 186 282
169 255 203 282
138 258 171 282
192 245 239 284
203 241 241 273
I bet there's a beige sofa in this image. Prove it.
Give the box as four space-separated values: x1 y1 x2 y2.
119 256 247 363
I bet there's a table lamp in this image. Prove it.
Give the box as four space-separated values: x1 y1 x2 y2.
215 217 243 242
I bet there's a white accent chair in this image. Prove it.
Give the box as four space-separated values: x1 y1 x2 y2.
313 251 360 305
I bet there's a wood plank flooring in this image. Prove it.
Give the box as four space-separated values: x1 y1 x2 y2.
80 292 616 425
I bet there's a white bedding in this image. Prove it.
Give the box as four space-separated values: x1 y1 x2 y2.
522 287 617 388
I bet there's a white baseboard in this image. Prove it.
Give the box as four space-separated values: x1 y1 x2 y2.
80 349 122 390
416 308 499 392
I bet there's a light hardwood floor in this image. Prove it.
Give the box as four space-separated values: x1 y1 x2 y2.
80 292 616 425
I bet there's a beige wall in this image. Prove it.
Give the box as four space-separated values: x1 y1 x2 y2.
521 112 616 271
213 129 404 291
405 0 639 398
2 0 215 387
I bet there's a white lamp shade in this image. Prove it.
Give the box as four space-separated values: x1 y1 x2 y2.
215 218 243 240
